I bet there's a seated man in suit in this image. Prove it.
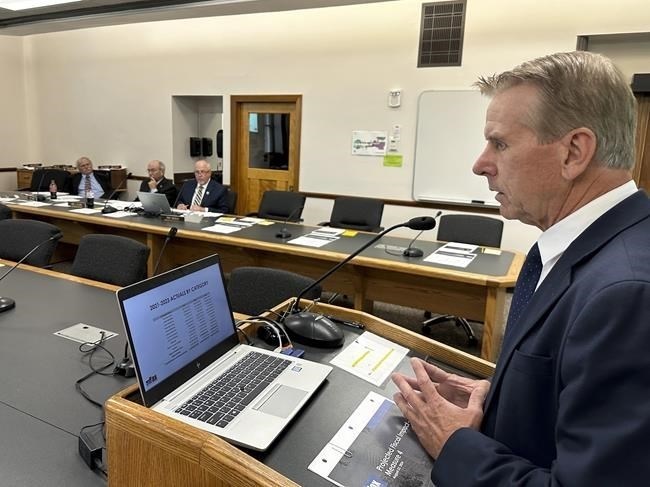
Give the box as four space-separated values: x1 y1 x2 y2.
70 156 110 199
138 160 178 206
176 160 228 213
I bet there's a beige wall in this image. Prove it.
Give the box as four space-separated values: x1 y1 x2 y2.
0 35 27 166
5 0 650 250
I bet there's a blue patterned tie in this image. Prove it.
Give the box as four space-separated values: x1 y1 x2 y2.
502 243 542 349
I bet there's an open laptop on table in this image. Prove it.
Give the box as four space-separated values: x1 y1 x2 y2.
116 254 332 451
137 191 174 215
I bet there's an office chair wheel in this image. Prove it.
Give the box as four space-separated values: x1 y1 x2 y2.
422 315 478 347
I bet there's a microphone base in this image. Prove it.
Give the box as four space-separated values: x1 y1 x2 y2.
0 296 16 313
101 206 118 214
403 247 424 258
283 312 345 348
275 230 292 239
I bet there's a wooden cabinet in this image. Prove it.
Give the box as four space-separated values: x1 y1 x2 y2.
16 168 33 190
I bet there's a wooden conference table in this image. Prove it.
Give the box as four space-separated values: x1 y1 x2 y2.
6 197 523 362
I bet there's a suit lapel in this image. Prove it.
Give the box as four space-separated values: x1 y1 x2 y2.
483 191 650 413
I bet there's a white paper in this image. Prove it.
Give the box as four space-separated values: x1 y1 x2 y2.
16 201 52 207
330 331 408 386
288 235 332 248
69 208 103 214
309 391 435 487
202 224 241 234
423 241 478 268
102 210 137 218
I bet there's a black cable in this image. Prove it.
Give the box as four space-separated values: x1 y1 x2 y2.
75 332 116 407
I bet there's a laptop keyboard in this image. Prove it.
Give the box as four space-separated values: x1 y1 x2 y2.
174 351 291 428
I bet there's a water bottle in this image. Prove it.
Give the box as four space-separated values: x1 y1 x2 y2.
85 189 94 208
49 179 58 199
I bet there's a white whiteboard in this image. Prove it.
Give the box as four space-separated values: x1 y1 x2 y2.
412 90 497 206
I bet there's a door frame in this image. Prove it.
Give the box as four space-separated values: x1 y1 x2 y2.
230 94 302 214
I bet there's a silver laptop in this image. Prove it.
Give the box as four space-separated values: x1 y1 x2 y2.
138 191 172 215
116 254 331 451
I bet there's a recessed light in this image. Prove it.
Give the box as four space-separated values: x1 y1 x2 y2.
0 0 84 11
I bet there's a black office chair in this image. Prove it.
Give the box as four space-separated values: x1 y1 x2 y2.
0 203 11 220
248 190 306 222
227 266 322 316
0 219 62 267
225 189 238 214
70 234 150 287
29 168 70 192
422 214 504 345
319 196 384 233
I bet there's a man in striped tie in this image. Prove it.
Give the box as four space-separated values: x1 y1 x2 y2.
176 159 229 213
71 156 110 198
392 51 650 487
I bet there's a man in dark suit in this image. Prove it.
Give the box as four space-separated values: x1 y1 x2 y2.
70 156 111 198
176 159 228 213
392 51 650 486
138 160 178 206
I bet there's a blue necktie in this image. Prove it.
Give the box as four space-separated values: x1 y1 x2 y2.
502 243 542 349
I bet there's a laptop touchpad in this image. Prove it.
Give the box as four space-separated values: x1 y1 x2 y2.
255 385 307 418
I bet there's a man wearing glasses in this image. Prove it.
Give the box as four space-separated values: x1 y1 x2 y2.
138 159 178 206
176 159 229 213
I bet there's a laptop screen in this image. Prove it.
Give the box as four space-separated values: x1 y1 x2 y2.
138 191 171 214
117 255 240 405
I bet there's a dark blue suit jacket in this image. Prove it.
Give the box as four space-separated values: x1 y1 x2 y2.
433 190 650 486
177 179 228 213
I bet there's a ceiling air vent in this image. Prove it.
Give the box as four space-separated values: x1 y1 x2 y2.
418 0 466 68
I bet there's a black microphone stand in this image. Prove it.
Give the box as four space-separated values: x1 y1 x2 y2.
0 233 63 313
101 172 132 214
282 216 436 346
402 211 441 258
152 227 178 275
276 205 304 239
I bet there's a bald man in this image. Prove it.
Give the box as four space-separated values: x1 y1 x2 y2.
138 159 178 206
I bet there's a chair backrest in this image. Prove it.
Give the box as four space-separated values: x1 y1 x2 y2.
0 203 11 220
225 190 238 214
328 196 384 232
0 219 61 267
30 169 70 192
436 214 504 248
70 234 150 286
227 266 321 316
257 191 306 221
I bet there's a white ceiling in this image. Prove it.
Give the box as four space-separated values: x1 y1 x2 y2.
0 0 393 35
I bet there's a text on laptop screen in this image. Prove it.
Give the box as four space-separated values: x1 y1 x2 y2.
121 262 234 392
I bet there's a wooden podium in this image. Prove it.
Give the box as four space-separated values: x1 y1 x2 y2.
105 302 494 486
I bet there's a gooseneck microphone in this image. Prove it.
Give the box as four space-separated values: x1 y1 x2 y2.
152 227 178 275
32 171 48 201
101 172 133 214
0 232 63 313
282 216 436 347
403 211 441 258
276 206 304 239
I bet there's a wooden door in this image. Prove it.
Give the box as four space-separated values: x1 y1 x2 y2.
231 95 302 215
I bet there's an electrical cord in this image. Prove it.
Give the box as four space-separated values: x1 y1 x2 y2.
235 316 293 351
75 332 116 408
